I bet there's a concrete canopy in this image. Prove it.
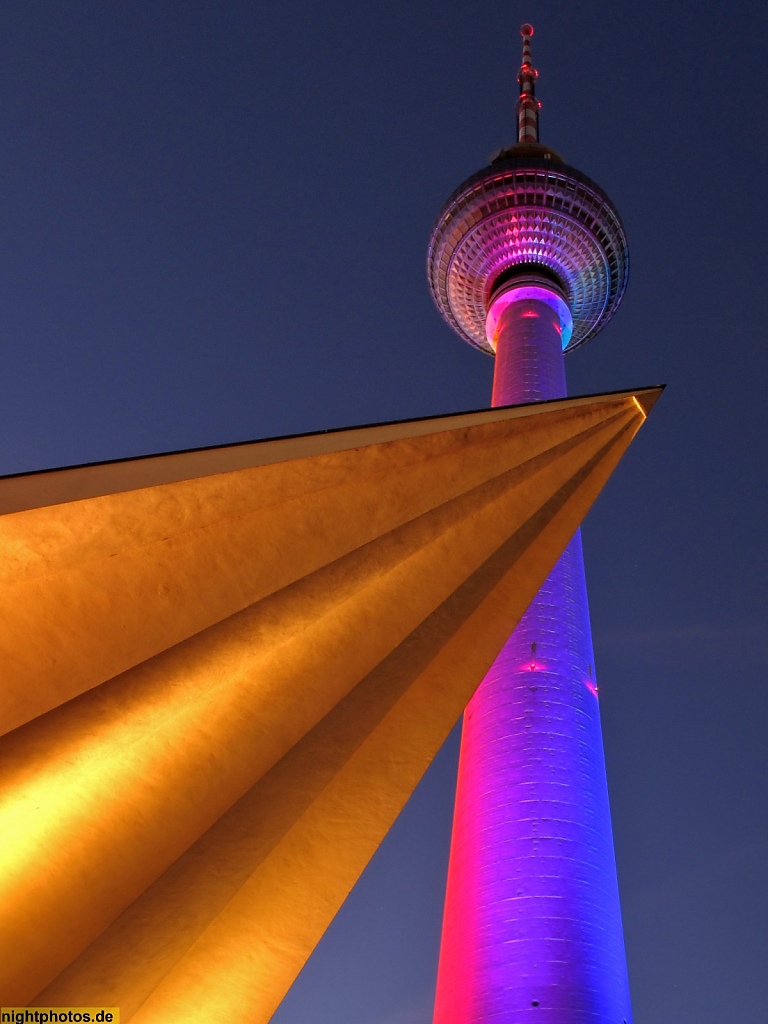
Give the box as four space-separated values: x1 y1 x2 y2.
0 387 660 1019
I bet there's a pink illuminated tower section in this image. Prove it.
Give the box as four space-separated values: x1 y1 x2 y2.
427 26 633 1024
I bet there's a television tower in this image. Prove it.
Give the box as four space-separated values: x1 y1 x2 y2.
428 25 633 1024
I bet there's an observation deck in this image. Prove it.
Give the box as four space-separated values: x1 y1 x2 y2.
427 144 629 355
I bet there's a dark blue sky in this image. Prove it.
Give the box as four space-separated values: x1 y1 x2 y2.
1 2 766 1021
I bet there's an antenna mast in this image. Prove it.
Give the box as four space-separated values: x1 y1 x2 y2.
517 23 540 143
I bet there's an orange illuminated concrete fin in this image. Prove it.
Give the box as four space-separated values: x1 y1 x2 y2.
3 391 647 1003
0 388 659 737
15 387 662 1019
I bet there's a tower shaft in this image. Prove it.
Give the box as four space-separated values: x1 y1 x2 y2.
433 281 633 1023
490 293 566 404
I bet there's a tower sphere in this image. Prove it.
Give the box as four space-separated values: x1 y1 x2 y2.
427 149 629 355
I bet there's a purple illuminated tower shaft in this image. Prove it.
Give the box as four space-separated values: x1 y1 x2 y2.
428 25 633 1024
432 283 632 1022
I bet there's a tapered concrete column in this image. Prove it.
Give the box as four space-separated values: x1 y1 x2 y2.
433 278 633 1024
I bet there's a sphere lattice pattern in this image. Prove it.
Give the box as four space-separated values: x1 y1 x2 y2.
427 157 629 354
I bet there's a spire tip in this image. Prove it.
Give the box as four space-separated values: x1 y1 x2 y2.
520 23 534 38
